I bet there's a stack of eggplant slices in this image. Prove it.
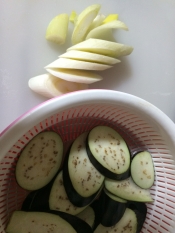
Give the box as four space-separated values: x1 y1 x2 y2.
6 125 155 233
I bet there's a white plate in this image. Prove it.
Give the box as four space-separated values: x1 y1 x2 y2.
0 0 175 132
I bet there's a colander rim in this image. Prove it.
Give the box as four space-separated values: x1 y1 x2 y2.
1 89 175 157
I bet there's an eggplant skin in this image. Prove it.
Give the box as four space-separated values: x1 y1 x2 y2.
127 201 147 233
90 200 103 230
94 208 137 233
22 188 50 211
95 190 126 227
21 178 54 211
22 190 40 211
127 201 147 217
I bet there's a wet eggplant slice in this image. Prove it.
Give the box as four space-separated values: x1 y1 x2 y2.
15 131 63 190
86 126 131 180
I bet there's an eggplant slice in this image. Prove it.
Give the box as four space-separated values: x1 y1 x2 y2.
86 126 131 180
131 151 155 189
15 131 63 191
103 188 127 203
48 210 93 233
63 156 103 207
6 210 93 233
63 132 104 207
6 211 76 233
105 177 153 202
49 170 87 214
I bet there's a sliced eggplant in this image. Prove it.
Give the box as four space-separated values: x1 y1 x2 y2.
76 206 95 228
49 170 87 214
94 208 137 233
16 131 63 190
127 201 147 233
131 151 155 189
104 188 127 203
6 210 93 233
63 132 104 207
68 132 104 197
86 126 131 180
97 189 126 227
63 156 102 207
22 170 86 215
48 210 93 233
6 211 76 233
105 177 153 202
88 193 127 230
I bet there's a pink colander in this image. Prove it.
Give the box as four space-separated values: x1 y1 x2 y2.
1 89 175 233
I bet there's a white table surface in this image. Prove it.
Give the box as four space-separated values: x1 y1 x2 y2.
1 0 175 133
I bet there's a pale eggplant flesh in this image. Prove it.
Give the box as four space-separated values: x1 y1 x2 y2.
63 151 102 207
86 126 131 180
6 210 93 233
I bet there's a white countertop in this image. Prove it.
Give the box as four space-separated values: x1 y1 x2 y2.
1 0 175 133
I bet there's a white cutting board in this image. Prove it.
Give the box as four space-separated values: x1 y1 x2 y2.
0 0 175 132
